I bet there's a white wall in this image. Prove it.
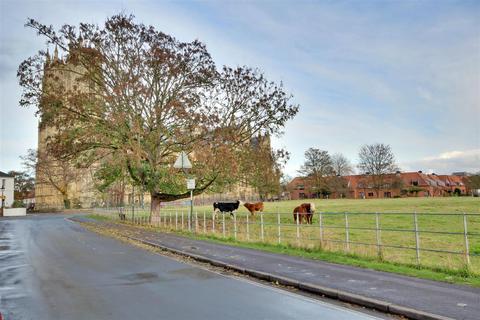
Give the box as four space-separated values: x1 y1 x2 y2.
1 177 14 207
4 208 26 216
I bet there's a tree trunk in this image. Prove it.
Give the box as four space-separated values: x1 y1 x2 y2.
150 193 162 224
63 194 70 209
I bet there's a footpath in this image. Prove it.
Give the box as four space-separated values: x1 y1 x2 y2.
72 217 480 320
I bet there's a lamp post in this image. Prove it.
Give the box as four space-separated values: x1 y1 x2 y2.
174 151 194 232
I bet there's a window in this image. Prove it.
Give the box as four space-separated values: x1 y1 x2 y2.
411 180 419 186
299 193 305 199
384 192 392 198
297 184 305 190
368 192 374 197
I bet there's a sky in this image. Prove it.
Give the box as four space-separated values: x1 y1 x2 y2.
0 0 479 177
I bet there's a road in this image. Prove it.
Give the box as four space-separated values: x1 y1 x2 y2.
0 215 385 320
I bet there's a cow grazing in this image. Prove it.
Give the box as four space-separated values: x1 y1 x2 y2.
244 202 264 216
213 200 241 219
293 202 316 224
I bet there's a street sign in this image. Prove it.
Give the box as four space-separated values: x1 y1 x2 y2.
187 179 195 190
173 151 192 170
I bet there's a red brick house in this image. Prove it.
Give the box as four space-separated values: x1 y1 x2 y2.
287 171 469 200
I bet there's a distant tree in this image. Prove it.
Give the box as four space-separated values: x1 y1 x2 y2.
8 170 35 200
327 175 349 198
239 138 289 200
21 148 77 208
298 148 333 198
357 143 398 198
331 153 353 176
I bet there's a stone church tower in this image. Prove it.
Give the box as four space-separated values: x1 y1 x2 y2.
35 46 99 210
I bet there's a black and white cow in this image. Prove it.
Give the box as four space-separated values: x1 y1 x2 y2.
213 200 241 219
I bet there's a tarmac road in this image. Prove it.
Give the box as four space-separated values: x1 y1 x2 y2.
0 214 383 320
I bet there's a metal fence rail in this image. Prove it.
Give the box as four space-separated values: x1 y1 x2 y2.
92 207 480 271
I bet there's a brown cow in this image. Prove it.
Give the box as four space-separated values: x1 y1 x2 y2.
244 202 264 216
293 203 315 224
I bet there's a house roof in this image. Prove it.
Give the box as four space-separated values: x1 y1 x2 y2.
0 171 13 178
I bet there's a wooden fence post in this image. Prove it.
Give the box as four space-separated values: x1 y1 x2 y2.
195 211 198 233
233 212 237 240
463 212 471 266
260 212 265 242
203 211 206 234
277 209 281 244
345 212 350 252
212 212 215 233
296 209 300 246
414 211 420 265
375 212 382 259
181 211 184 230
222 213 226 238
246 214 250 241
175 211 178 230
319 211 323 248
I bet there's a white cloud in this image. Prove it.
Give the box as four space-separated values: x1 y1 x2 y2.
401 149 480 174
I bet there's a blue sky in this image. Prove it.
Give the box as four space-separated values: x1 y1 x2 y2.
0 0 479 176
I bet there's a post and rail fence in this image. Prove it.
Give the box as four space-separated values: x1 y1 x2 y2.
93 206 480 272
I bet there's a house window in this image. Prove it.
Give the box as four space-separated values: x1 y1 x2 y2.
384 192 392 198
299 193 305 199
411 180 419 186
368 192 374 197
297 184 305 190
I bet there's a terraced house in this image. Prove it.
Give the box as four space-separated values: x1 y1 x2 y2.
287 171 469 200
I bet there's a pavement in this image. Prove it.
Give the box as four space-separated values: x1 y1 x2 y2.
0 214 386 320
71 216 480 320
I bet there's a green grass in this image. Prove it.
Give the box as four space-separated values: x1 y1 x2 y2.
92 197 480 273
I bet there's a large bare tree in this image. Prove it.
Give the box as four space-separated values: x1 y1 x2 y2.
17 14 298 215
357 143 398 198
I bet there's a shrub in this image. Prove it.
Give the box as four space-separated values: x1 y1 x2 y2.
12 200 26 208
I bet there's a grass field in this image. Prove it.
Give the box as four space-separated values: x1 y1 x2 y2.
94 197 480 274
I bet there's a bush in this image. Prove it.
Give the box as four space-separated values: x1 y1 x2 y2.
12 200 26 208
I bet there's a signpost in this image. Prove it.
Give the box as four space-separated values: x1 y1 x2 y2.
174 151 194 232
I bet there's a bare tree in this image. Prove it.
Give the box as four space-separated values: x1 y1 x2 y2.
357 143 398 198
331 153 353 176
22 148 77 208
17 14 298 216
298 148 333 198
